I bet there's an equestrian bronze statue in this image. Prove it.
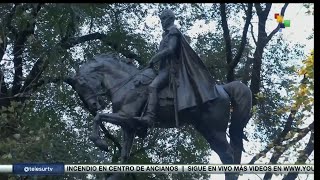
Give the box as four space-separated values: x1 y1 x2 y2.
66 9 252 180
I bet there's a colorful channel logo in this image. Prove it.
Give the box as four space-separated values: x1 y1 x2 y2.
274 13 290 32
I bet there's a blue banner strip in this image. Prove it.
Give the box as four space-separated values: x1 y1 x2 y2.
13 163 64 175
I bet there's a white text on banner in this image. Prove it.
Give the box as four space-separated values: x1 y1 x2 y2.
64 164 314 174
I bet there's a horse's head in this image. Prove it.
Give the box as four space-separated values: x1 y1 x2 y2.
66 74 106 113
66 53 140 113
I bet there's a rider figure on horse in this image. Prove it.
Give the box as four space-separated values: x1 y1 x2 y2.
139 9 218 126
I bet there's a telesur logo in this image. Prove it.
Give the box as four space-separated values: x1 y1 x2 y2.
275 13 290 32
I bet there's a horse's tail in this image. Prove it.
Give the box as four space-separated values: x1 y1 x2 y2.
222 81 252 164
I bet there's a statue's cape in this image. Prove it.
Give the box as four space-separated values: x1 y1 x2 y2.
169 26 218 110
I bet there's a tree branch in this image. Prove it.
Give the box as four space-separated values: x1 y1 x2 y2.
250 22 258 46
0 38 5 64
254 3 271 21
6 4 19 37
26 77 63 92
241 57 253 86
61 4 80 42
23 31 143 95
250 3 276 106
230 3 253 69
60 32 142 63
61 32 107 48
254 3 263 16
12 33 27 94
263 122 313 180
249 109 296 164
266 3 289 44
24 32 142 93
283 129 314 180
250 2 289 106
21 58 49 93
12 3 43 95
220 3 233 65
280 3 289 16
263 4 272 18
1 4 22 93
250 121 313 165
0 69 8 96
279 111 296 137
0 36 6 65
0 4 19 95
221 4 252 82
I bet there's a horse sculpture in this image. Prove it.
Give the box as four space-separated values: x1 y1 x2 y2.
66 53 252 180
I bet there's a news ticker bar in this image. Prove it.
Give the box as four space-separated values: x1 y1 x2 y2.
0 164 314 175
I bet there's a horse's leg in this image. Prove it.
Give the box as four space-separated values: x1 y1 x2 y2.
90 112 131 140
209 132 237 180
223 81 252 165
120 128 135 164
96 113 128 126
90 115 100 141
200 98 234 162
194 97 237 180
89 112 130 152
196 126 237 180
121 128 136 180
195 124 234 164
89 115 109 151
107 128 135 180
